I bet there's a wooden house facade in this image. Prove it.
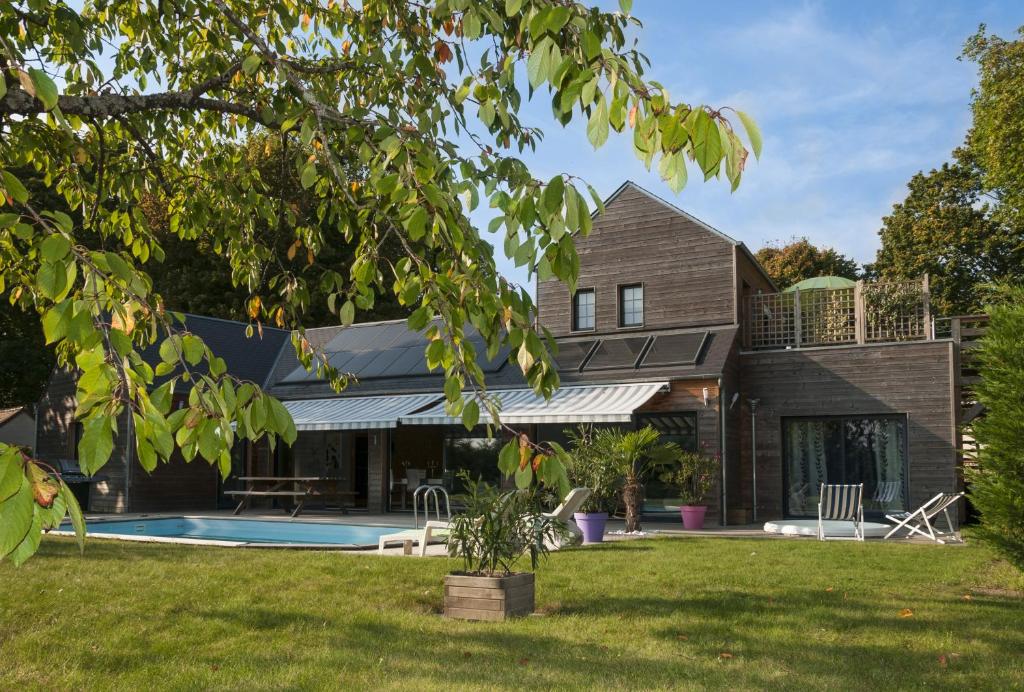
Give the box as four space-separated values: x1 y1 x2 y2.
32 181 962 525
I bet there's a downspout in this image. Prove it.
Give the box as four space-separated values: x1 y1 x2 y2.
125 410 134 513
718 377 727 526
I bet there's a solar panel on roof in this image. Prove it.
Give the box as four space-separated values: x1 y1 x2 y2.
553 340 597 372
359 347 409 378
583 337 650 371
639 331 709 368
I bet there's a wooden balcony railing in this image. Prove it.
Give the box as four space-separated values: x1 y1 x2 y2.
743 277 933 350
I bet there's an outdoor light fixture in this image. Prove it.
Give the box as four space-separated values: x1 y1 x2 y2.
702 387 711 407
729 392 740 410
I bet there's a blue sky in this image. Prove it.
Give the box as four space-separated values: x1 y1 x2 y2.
482 1 1021 293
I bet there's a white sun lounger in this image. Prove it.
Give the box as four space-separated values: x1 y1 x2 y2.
883 492 964 544
377 487 592 556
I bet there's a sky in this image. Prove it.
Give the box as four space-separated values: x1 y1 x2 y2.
480 0 1022 293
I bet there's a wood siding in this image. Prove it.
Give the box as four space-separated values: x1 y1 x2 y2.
737 341 957 522
637 378 723 522
129 454 219 511
538 184 738 337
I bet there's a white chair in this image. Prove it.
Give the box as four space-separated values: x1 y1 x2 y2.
817 483 865 541
884 492 963 544
377 488 593 557
542 487 592 546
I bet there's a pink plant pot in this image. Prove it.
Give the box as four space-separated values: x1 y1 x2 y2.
681 505 707 530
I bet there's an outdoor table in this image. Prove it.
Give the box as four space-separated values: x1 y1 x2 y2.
224 476 356 517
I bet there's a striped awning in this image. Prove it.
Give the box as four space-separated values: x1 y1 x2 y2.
399 382 669 426
283 393 440 431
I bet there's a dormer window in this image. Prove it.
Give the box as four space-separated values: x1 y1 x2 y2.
572 289 595 331
619 283 644 327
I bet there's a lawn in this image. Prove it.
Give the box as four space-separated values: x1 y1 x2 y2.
2 534 1022 690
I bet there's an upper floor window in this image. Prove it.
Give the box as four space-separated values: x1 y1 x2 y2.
619 284 644 327
572 289 595 331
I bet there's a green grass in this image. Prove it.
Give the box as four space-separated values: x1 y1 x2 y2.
2 534 1022 690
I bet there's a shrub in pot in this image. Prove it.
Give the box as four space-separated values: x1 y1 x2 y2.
562 426 622 543
443 474 566 621
661 450 717 529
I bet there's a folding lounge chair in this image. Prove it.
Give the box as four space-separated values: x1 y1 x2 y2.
817 483 865 541
884 492 964 544
377 488 593 556
542 487 591 547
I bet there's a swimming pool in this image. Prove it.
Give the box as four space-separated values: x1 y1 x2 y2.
55 517 406 549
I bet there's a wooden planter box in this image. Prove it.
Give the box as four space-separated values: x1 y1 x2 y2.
443 572 535 621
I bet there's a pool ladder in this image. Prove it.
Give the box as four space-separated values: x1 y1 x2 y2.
412 485 451 529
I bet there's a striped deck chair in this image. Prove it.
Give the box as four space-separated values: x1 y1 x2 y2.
884 492 964 544
817 483 865 541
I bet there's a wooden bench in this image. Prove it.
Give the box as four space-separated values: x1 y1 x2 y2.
226 477 357 517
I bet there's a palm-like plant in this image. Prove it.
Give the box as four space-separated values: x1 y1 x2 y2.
576 426 680 533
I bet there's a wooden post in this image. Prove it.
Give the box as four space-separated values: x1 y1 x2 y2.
792 288 802 348
854 280 866 344
922 274 932 339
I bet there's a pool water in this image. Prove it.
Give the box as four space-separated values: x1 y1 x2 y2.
65 517 404 548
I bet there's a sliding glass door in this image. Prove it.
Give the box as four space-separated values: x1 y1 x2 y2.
783 415 908 517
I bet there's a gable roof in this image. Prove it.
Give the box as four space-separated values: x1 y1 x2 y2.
0 407 31 426
602 181 779 292
266 318 519 399
140 314 291 387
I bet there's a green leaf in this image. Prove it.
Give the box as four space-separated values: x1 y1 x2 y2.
462 399 480 430
1 171 29 204
339 300 355 326
514 463 533 489
0 448 24 502
0 476 33 559
78 416 114 476
587 97 609 149
498 439 519 476
59 478 86 553
8 506 42 567
136 438 157 472
736 110 762 159
527 37 551 89
403 206 428 241
36 261 68 300
181 335 204 365
619 0 633 14
690 109 724 176
159 336 180 364
543 175 564 216
265 397 296 445
28 68 58 110
241 54 262 76
504 0 523 16
40 234 71 261
300 162 318 189
444 375 461 402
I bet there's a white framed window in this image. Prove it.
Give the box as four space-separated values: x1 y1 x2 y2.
619 284 644 327
572 289 596 331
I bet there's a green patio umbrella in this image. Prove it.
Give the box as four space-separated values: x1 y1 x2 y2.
783 276 856 292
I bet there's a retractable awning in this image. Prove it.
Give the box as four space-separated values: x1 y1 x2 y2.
399 382 669 426
283 393 440 431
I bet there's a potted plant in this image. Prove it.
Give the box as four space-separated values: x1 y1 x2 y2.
443 474 565 621
563 426 621 543
661 450 717 529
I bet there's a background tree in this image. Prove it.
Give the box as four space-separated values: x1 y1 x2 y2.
967 285 1024 571
869 26 1024 316
869 155 1023 315
0 1 762 563
963 25 1024 230
0 300 55 408
754 237 859 289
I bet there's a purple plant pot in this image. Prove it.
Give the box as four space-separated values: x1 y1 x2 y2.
681 505 707 530
574 512 608 544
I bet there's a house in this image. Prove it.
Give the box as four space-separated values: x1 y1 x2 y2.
0 406 35 451
33 181 963 524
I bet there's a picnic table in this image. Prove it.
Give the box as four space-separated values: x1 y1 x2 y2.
224 476 357 517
